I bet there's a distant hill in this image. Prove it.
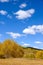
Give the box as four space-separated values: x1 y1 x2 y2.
0 39 43 59
23 47 43 58
23 46 42 50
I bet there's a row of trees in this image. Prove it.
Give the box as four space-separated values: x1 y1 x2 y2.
23 48 43 59
0 39 43 59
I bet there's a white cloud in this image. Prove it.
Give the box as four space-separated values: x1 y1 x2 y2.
35 41 43 44
0 21 5 24
6 32 22 38
21 42 30 47
0 10 7 15
14 9 35 19
7 15 12 19
0 0 9 2
22 43 30 47
23 25 43 35
19 3 27 8
0 34 2 37
0 10 12 19
33 46 38 49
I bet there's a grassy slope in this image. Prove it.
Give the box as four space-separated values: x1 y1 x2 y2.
23 47 42 57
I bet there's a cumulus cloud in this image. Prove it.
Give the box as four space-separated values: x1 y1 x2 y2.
19 3 27 8
23 25 43 34
35 41 43 44
6 32 22 38
0 0 9 2
0 10 7 15
14 9 35 19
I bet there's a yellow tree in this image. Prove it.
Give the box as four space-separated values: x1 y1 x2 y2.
36 50 43 59
2 39 24 58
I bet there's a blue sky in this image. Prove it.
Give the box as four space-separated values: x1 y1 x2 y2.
0 0 43 49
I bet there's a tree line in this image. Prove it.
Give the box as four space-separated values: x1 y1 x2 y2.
0 39 43 59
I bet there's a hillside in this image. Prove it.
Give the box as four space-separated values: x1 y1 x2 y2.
0 39 43 59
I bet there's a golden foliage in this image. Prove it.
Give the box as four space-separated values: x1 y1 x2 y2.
0 39 43 59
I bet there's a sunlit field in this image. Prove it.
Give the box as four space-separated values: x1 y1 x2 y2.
0 58 43 65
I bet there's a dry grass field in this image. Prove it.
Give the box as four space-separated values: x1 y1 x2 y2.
0 58 43 65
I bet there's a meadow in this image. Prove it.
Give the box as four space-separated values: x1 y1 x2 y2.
0 58 43 65
0 40 43 65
